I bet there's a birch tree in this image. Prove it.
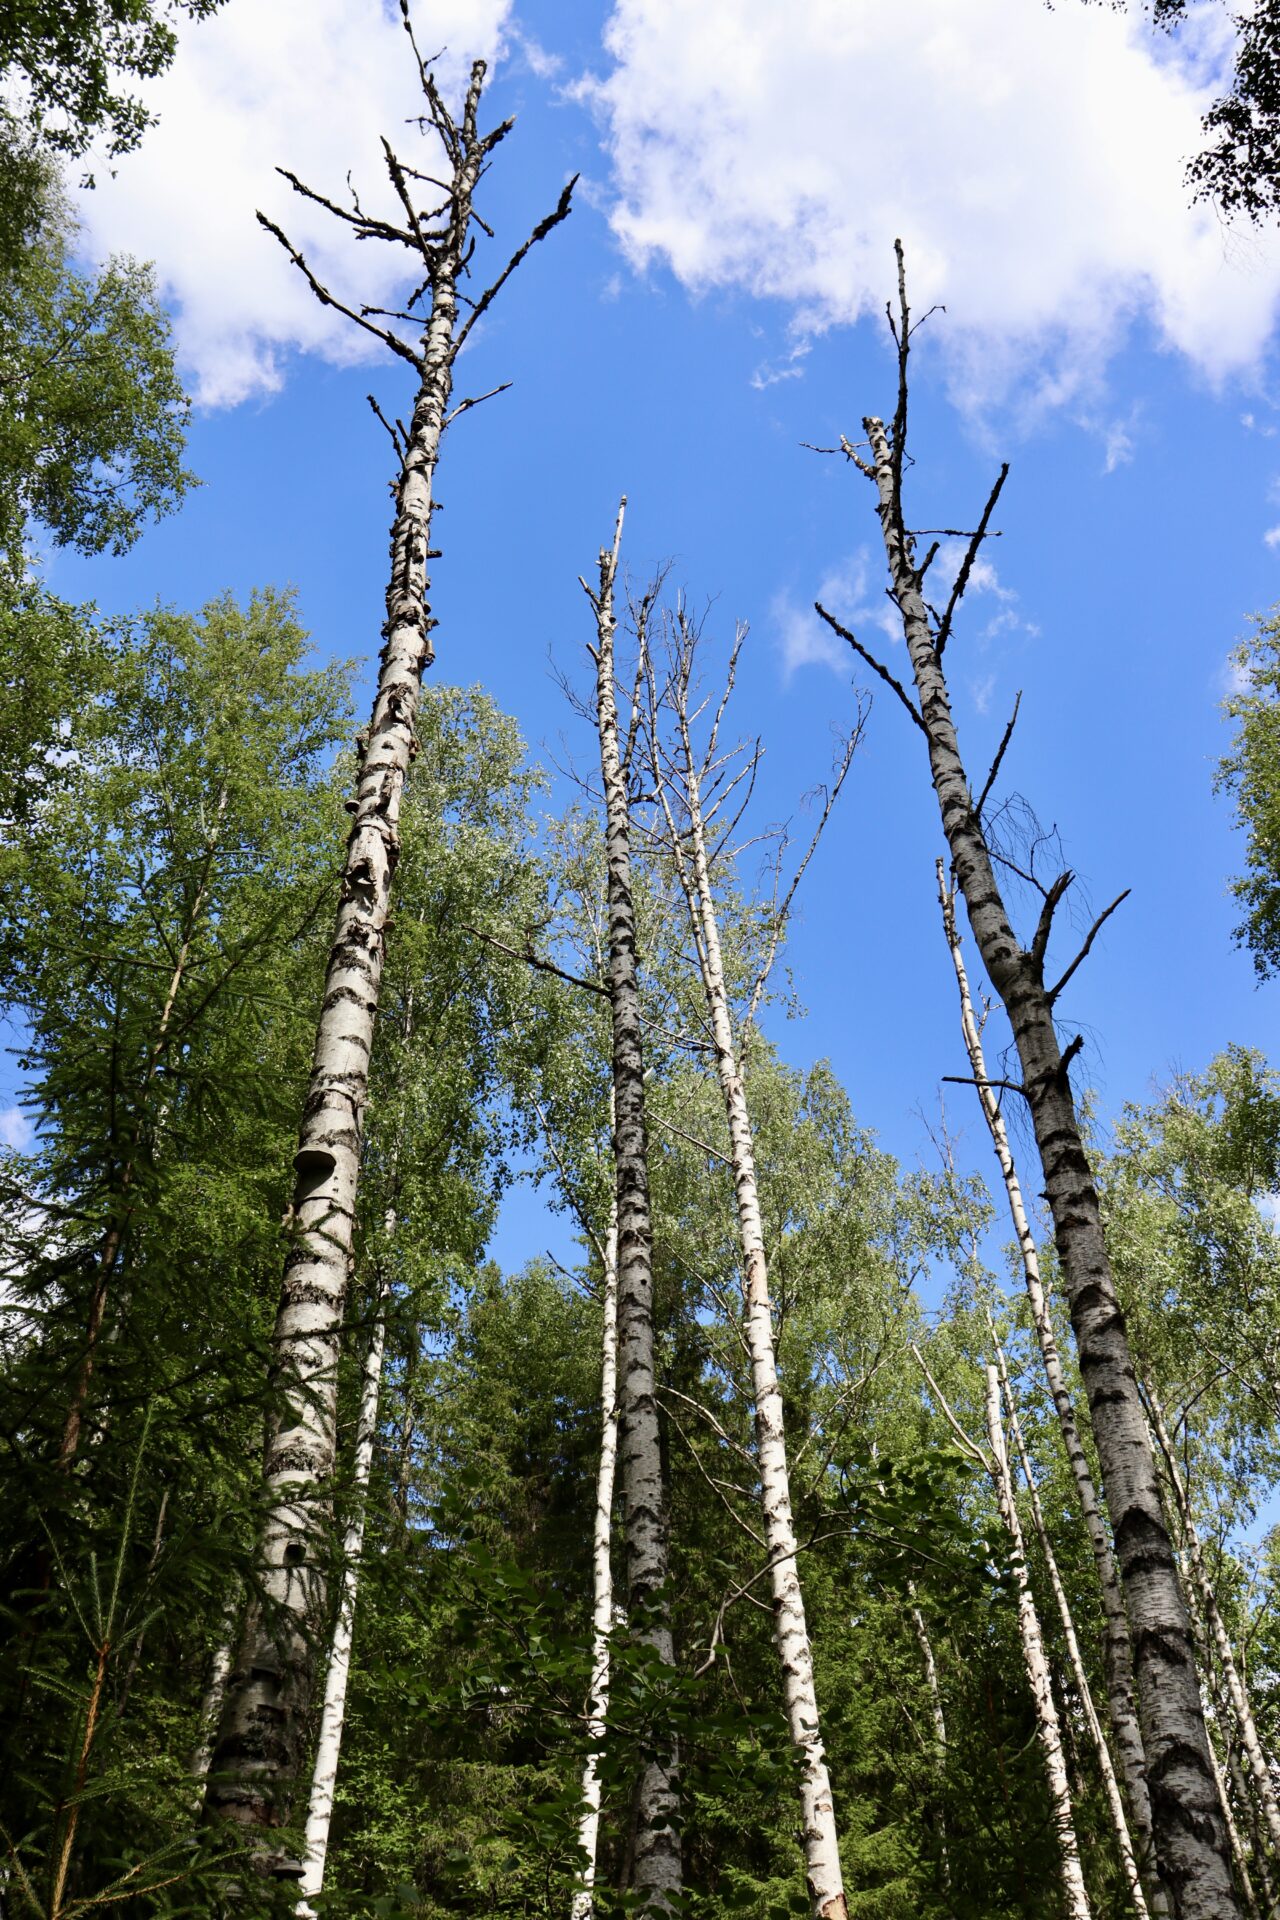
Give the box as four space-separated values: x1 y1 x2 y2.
644 605 857 1920
936 861 1161 1902
816 245 1239 1918
917 1345 1093 1920
580 508 682 1910
205 21 572 1838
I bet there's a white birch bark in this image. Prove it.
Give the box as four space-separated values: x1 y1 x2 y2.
984 1364 1093 1920
189 1586 241 1785
847 342 1238 1915
993 1336 1148 1918
571 1200 620 1920
938 867 1160 1900
908 1594 953 1905
207 59 572 1834
1224 1734 1274 1920
1146 1389 1280 1863
295 1282 389 1916
651 632 847 1920
584 508 682 1910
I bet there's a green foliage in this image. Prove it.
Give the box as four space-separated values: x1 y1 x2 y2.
0 0 226 165
1219 608 1280 978
0 157 193 565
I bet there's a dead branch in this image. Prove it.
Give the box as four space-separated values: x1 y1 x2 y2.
973 690 1022 822
256 214 423 369
454 178 577 354
814 603 926 734
459 923 608 997
1045 890 1132 1004
934 465 1009 657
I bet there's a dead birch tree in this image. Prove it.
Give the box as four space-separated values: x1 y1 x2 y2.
916 1346 1092 1920
937 862 1160 1902
580 506 682 1911
643 606 858 1920
816 244 1238 1918
205 18 572 1841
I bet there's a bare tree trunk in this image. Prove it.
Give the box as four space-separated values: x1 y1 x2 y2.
984 1364 1093 1920
582 507 682 1911
1146 1388 1280 1863
295 1280 389 1916
993 1334 1148 1918
648 617 847 1920
908 1594 953 1907
825 261 1237 1916
205 48 571 1839
938 865 1160 1901
572 1200 621 1920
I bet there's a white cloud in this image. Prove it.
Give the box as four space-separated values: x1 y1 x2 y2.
578 0 1280 415
75 0 513 405
1264 526 1280 549
0 1107 32 1152
774 551 899 680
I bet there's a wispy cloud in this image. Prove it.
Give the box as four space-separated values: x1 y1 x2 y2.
774 552 900 681
0 1107 32 1152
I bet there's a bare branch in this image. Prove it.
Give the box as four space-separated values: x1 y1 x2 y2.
973 690 1022 823
454 177 577 354
650 1111 732 1168
459 923 607 997
1046 890 1131 1005
445 380 512 426
814 603 926 735
743 720 863 1033
1029 870 1074 972
934 464 1009 658
256 214 423 369
910 1345 988 1468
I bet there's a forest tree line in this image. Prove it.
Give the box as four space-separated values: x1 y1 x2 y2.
2 6 1280 1920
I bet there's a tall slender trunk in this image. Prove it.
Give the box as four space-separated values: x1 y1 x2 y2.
1224 1735 1276 1919
654 636 847 1920
849 360 1237 1916
1204 1687 1263 1920
984 1364 1093 1920
584 507 682 1910
992 1333 1148 1918
938 865 1159 1898
908 1593 953 1906
204 56 574 1834
1146 1388 1280 1862
572 1199 621 1920
296 1279 389 1916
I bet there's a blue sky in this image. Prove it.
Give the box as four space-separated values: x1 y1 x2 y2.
16 0 1280 1278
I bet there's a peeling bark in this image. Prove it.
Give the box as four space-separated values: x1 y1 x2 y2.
846 310 1238 1915
584 507 682 1911
939 864 1161 1904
